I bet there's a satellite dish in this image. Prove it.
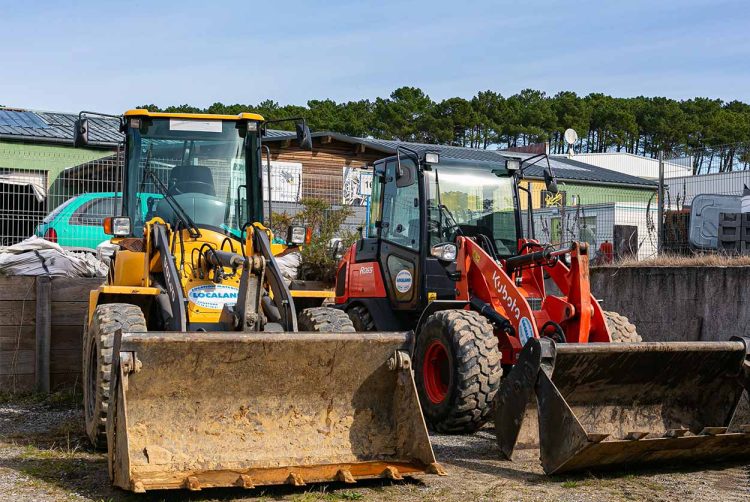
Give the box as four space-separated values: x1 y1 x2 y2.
564 128 578 145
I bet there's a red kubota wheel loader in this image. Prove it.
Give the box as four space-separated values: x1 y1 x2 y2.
335 148 750 474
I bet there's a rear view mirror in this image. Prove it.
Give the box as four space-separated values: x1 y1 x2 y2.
296 122 312 151
396 159 417 188
544 169 558 194
74 118 89 147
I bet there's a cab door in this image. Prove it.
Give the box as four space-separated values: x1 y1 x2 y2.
377 156 422 310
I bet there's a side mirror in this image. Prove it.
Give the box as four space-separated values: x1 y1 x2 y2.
544 168 558 194
330 239 344 260
396 159 417 188
296 122 312 151
74 118 89 147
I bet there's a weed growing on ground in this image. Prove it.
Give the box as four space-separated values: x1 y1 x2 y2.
597 253 750 268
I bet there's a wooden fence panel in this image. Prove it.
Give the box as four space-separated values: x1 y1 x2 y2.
0 276 103 394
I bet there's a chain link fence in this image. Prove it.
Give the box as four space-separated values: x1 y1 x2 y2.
3 141 748 258
662 144 750 255
0 151 370 249
521 182 659 263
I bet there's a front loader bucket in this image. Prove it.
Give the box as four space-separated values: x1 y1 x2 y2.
496 337 750 474
106 331 441 492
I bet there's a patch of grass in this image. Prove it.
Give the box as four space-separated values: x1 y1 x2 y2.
597 252 750 268
337 491 364 500
17 444 84 480
561 480 579 488
290 488 366 502
0 389 81 407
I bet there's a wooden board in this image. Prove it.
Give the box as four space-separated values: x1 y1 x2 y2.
51 277 104 302
0 326 35 351
0 277 35 300
51 372 81 391
0 374 35 392
0 349 34 375
0 276 99 393
50 349 81 374
0 301 36 326
51 326 84 351
51 302 88 326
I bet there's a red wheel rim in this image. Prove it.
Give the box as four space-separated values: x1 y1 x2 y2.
423 340 450 404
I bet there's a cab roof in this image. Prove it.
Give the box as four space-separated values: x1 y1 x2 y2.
124 109 265 122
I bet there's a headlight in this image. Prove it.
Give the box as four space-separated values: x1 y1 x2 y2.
103 217 131 237
431 242 457 261
425 152 440 164
287 226 307 245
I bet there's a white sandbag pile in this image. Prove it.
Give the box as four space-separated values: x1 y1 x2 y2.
0 236 108 277
276 249 301 284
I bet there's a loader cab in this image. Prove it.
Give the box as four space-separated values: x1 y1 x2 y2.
364 152 518 312
120 110 265 240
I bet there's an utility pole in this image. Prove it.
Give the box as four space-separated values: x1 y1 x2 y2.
657 151 665 254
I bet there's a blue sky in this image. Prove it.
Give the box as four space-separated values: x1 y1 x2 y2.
2 0 749 113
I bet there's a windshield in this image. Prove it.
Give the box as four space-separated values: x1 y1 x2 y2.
426 166 517 256
125 117 255 237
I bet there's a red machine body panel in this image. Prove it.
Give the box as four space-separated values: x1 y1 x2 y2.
454 237 610 364
335 245 386 304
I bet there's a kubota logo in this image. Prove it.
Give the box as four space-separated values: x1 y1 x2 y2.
492 271 521 320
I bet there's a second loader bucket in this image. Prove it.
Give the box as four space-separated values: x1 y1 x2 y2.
496 337 750 474
106 331 441 492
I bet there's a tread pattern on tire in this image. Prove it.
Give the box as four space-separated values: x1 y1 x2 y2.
604 310 642 343
347 305 376 331
83 303 146 450
298 307 356 333
417 309 502 434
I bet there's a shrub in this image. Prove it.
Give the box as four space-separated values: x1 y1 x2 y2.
271 198 360 284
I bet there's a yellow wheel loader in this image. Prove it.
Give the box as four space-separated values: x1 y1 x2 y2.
77 110 440 493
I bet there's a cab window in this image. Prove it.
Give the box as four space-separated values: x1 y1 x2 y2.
380 159 420 250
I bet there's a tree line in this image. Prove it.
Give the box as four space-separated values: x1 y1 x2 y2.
139 87 750 173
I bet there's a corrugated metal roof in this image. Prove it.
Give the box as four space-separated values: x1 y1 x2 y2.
261 129 292 138
509 152 657 188
264 131 657 188
0 108 122 148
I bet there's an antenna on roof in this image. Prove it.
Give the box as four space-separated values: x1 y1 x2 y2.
564 128 578 157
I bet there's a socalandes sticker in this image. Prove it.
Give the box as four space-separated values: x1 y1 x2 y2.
518 317 534 345
395 269 413 293
188 284 239 310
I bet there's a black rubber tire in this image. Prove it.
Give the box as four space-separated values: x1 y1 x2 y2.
413 309 502 434
83 303 146 450
346 305 376 332
298 307 356 332
604 310 642 342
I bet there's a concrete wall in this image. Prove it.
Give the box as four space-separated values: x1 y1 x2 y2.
591 266 750 342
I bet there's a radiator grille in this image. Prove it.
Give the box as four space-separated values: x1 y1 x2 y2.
527 297 543 311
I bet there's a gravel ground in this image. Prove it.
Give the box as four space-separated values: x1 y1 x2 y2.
0 397 748 502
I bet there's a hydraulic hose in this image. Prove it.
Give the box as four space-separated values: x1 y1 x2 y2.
470 296 515 337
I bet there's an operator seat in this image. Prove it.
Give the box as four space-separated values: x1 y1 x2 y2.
155 165 226 227
167 165 216 196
